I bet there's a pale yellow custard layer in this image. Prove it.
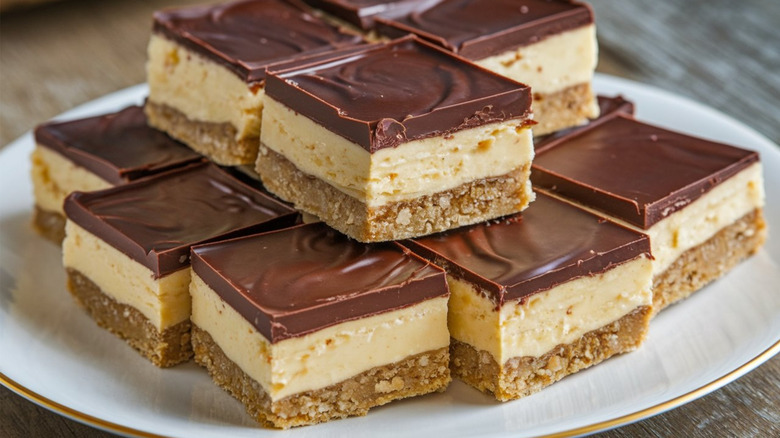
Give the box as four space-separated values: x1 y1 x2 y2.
448 255 653 365
190 272 450 401
63 221 191 331
642 163 765 275
146 34 264 141
31 146 111 214
476 25 598 96
259 96 534 207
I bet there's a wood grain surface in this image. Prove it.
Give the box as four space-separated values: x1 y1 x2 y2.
1 0 778 437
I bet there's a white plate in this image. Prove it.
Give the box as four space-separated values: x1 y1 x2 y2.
1 74 779 438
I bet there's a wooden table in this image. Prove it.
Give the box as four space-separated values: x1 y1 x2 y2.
1 0 778 436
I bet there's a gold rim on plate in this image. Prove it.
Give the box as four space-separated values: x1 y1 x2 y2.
2 339 779 438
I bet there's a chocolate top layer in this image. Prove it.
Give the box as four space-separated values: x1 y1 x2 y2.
534 95 635 153
531 115 761 229
404 193 650 307
64 163 298 278
302 0 437 30
34 106 203 185
191 222 448 342
265 37 532 152
152 0 364 83
374 0 593 60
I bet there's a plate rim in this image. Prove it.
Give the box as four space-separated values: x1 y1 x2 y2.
3 340 780 438
1 73 779 437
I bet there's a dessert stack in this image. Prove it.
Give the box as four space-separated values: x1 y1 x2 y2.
29 0 767 429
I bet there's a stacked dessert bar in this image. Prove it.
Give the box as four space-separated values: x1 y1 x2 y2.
256 36 536 242
190 222 451 427
531 113 767 314
29 0 767 429
405 192 654 401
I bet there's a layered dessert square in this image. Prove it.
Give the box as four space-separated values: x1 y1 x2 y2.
146 0 363 165
404 192 653 401
62 163 298 367
257 36 535 242
30 105 202 243
190 222 450 428
374 0 599 135
532 114 767 314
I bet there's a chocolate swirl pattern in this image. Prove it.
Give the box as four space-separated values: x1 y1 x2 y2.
34 106 202 185
292 45 477 121
64 163 297 277
153 0 363 82
406 193 651 304
266 37 532 151
192 223 447 341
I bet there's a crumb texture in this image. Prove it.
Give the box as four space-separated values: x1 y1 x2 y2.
256 146 533 242
66 268 192 367
192 325 450 429
450 305 651 401
145 101 257 166
652 208 767 314
32 206 66 244
531 82 598 136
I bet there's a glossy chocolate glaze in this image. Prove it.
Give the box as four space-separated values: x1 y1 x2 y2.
152 0 364 83
64 163 298 278
191 222 448 342
374 0 593 59
302 0 439 30
404 192 650 307
531 114 760 229
34 106 203 185
265 37 532 152
534 95 635 153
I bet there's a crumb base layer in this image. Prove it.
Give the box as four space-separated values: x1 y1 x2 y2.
255 146 533 242
652 208 767 315
66 268 192 367
32 205 66 244
192 325 450 429
145 101 257 166
450 305 651 402
532 82 598 136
